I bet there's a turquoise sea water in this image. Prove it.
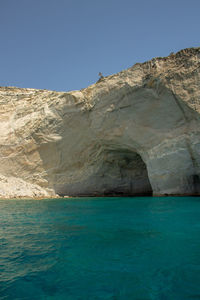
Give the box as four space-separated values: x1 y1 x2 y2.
0 197 200 300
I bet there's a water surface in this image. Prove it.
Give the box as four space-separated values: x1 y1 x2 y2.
0 197 200 299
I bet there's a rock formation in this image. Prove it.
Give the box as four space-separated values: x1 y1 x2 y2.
0 47 200 198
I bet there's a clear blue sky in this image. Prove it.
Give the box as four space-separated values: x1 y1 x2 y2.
0 0 199 91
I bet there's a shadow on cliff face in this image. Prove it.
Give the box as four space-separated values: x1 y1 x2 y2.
55 149 153 197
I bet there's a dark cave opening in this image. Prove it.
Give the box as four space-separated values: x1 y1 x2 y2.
56 149 153 197
98 149 153 197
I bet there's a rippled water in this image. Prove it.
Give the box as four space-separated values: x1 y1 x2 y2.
0 197 200 299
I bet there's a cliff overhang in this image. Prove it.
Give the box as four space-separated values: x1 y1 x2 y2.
0 47 200 198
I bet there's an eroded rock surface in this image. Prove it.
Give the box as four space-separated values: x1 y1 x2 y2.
0 47 200 198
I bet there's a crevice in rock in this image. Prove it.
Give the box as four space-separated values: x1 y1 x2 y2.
191 174 200 195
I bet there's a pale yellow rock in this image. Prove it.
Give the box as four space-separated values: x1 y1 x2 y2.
0 47 200 198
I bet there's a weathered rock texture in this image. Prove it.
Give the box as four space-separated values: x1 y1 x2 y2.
0 47 200 198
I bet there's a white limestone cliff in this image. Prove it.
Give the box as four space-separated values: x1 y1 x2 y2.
0 47 200 198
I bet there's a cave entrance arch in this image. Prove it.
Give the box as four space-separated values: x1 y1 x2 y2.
55 148 152 197
98 148 152 196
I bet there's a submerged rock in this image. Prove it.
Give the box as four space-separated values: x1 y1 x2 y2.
0 47 200 198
